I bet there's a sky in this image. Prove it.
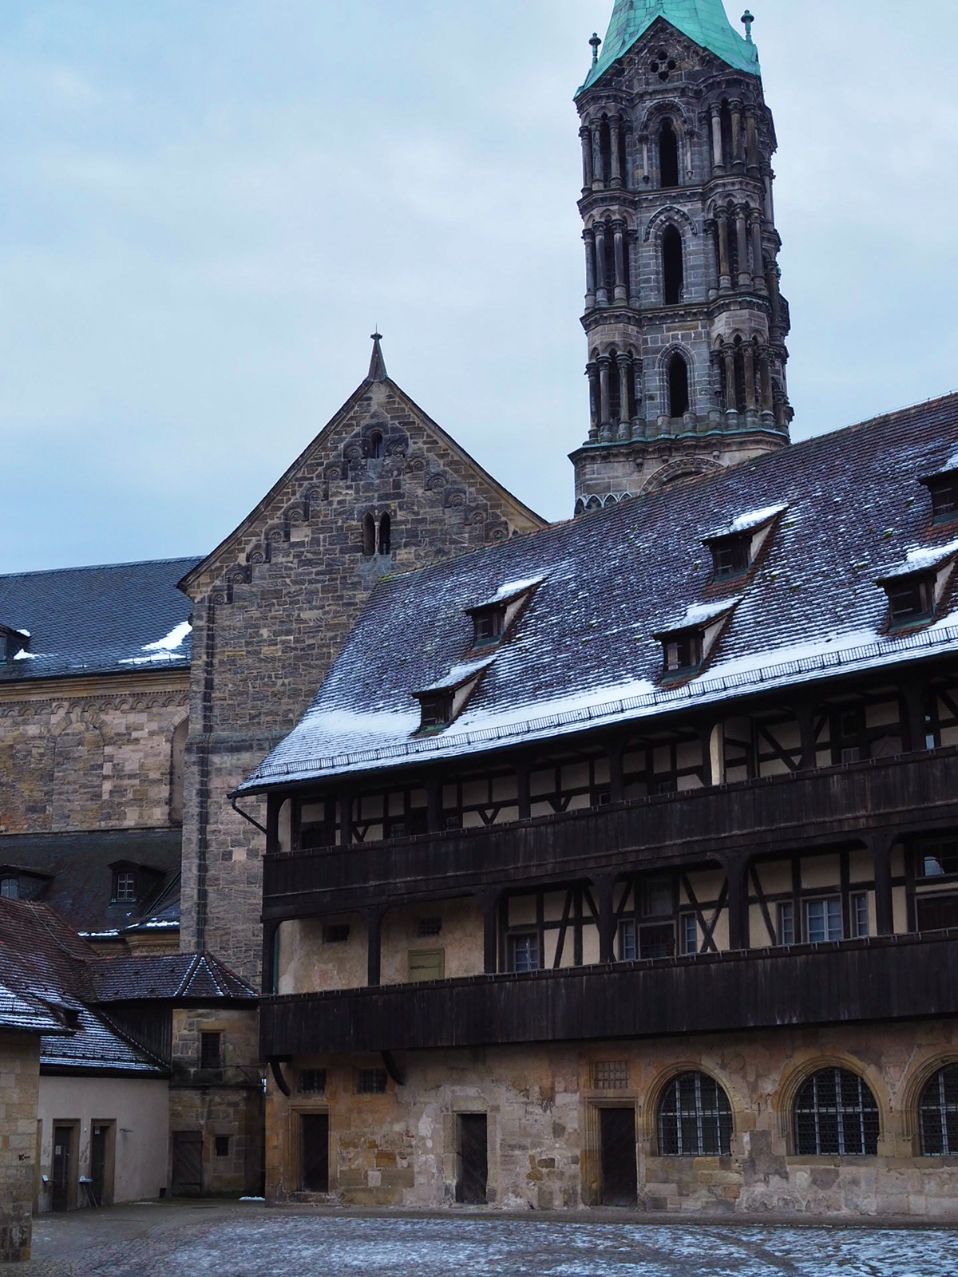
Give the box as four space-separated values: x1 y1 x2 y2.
2 0 957 574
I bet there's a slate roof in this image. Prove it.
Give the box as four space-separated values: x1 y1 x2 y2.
579 0 760 95
0 557 199 683
0 899 165 1072
239 392 958 791
91 952 256 1004
0 829 181 935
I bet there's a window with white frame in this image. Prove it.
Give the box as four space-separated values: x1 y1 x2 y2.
804 896 843 943
509 933 540 974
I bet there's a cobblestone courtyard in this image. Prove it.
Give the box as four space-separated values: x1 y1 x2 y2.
19 1202 958 1276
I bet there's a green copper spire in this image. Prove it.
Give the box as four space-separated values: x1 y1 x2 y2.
579 0 760 93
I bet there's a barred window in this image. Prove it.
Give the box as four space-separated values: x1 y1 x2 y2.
919 1066 958 1155
357 1068 388 1095
793 1068 879 1155
658 1072 732 1156
592 1061 630 1090
299 1069 327 1095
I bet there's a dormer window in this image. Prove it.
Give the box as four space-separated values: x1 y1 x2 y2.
417 691 454 731
884 574 935 628
0 876 18 899
709 535 751 581
662 630 703 675
923 474 958 524
471 605 505 648
2 627 30 662
112 870 137 903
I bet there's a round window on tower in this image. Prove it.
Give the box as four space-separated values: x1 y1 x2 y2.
649 49 678 81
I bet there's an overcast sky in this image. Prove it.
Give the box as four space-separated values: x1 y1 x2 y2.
3 0 957 574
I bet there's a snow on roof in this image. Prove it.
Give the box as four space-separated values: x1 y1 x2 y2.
142 621 192 652
418 656 496 695
237 392 958 791
658 597 741 634
482 576 545 607
706 504 788 540
878 539 958 581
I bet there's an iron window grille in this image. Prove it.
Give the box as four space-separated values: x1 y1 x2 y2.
919 1066 958 1155
299 1069 327 1095
658 1072 733 1156
357 1069 388 1095
592 1061 630 1090
416 916 442 938
793 1068 879 1156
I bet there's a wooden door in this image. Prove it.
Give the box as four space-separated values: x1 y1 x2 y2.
171 1130 203 1196
51 1125 75 1212
90 1123 114 1206
456 1114 488 1204
301 1114 329 1192
599 1108 637 1206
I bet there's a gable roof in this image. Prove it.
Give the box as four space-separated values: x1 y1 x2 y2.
239 392 958 791
579 0 760 94
91 952 256 1003
0 557 199 683
178 372 545 597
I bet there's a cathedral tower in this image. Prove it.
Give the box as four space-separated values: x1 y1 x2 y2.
571 0 792 513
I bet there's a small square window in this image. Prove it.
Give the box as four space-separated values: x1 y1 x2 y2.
639 922 675 959
509 933 540 973
887 577 934 625
322 924 350 945
214 1135 230 1158
711 537 750 580
113 871 137 903
472 607 505 648
663 633 702 675
200 1031 222 1071
299 1069 327 1095
804 895 843 943
357 1068 388 1095
418 693 453 731
593 788 613 808
927 476 958 523
416 916 442 937
592 1061 629 1090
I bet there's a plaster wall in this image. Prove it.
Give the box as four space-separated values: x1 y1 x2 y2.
36 1075 169 1211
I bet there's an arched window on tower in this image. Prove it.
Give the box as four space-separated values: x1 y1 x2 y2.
608 350 621 422
599 118 612 185
667 352 690 419
733 338 748 413
377 513 391 556
662 225 684 304
362 513 376 557
720 102 733 168
659 118 680 188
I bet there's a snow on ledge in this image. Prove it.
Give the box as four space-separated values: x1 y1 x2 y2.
879 539 958 580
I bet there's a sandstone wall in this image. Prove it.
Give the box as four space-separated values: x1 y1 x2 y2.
0 1034 39 1262
265 1020 958 1219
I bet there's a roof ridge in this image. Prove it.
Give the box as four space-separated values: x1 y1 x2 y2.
0 555 203 582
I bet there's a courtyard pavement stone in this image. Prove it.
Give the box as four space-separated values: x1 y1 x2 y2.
20 1201 958 1276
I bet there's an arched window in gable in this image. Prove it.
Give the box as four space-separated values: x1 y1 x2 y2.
667 352 690 419
367 430 384 459
662 225 683 305
659 118 680 188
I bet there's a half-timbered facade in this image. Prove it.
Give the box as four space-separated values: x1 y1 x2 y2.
242 390 958 1216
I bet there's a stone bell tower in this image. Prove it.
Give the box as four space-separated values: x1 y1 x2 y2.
570 0 792 514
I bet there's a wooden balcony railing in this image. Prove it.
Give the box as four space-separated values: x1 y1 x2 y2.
261 929 958 1058
263 747 958 919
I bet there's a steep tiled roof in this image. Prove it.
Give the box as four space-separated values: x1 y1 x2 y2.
0 557 199 682
0 899 166 1072
91 952 256 1003
0 829 180 935
240 393 958 790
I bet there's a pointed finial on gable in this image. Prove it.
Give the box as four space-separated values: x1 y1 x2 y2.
368 330 387 383
741 10 755 42
589 32 602 65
